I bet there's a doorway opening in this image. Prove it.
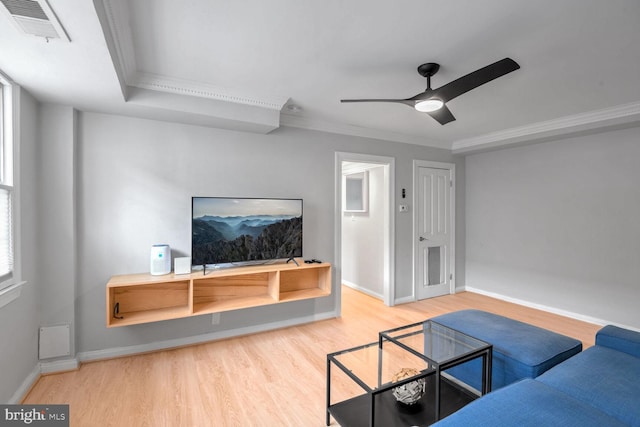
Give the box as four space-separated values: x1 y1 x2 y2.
335 152 395 316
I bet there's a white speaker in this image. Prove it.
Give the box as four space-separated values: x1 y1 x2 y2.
150 244 171 275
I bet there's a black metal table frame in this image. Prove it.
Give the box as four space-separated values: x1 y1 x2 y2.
326 341 436 427
379 320 493 420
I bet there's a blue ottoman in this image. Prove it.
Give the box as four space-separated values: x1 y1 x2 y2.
432 309 582 391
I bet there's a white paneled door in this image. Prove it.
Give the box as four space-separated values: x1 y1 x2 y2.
415 163 454 300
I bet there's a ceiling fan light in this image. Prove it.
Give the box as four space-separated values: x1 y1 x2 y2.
415 98 444 113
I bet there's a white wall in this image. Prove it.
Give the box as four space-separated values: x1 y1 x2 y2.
0 89 40 402
465 126 640 329
342 165 385 298
70 112 461 354
39 105 77 357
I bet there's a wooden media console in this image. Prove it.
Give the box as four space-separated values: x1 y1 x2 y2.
106 260 331 327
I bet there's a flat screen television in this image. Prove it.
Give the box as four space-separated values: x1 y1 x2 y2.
192 197 302 267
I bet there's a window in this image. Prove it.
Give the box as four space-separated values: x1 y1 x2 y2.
0 81 13 286
343 171 369 213
0 183 12 285
0 72 20 305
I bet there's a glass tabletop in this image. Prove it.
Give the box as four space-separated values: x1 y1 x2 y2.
380 320 491 366
329 341 433 392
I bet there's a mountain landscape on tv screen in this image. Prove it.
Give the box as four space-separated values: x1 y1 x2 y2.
192 215 302 264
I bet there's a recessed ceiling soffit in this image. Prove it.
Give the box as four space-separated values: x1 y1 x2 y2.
96 0 287 134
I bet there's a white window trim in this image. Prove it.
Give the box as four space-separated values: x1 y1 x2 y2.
0 281 24 308
0 70 25 308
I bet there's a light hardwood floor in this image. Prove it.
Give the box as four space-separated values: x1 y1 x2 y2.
23 287 601 426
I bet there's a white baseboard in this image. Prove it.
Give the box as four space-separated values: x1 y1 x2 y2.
8 364 40 404
392 287 465 306
9 357 80 403
342 280 384 300
40 358 79 374
465 286 640 333
394 295 415 305
78 310 338 363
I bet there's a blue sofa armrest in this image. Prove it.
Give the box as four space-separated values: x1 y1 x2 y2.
596 325 640 358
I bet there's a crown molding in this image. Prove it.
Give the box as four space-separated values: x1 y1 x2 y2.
124 86 282 134
280 113 451 150
132 72 288 111
98 0 137 85
452 101 640 154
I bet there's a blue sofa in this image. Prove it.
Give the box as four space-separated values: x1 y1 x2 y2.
432 310 582 390
433 325 640 426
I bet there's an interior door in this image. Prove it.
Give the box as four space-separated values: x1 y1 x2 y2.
416 165 452 300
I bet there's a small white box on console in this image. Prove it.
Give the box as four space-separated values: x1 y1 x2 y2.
174 257 191 275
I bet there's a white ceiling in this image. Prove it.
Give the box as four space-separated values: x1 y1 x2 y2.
1 0 639 152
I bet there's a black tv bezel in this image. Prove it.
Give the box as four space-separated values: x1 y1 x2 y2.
191 196 303 268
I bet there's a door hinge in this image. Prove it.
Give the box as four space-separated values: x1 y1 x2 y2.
450 273 453 280
450 180 453 187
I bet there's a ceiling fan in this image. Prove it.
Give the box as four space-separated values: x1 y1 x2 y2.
340 57 520 125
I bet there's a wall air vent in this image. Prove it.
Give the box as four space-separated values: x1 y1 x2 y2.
0 0 70 41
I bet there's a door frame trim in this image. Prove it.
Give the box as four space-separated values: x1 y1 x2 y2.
335 152 396 313
412 159 456 300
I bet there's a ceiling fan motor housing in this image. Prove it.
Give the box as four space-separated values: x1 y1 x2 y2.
417 63 440 78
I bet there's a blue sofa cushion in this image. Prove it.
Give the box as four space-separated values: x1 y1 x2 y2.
432 379 627 427
596 324 640 358
537 345 640 426
433 310 582 390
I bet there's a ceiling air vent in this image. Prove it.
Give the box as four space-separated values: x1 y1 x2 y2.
0 0 69 41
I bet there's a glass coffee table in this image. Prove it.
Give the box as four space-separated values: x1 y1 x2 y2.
326 320 492 427
380 320 493 421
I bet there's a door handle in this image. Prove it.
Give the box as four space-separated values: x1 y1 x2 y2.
419 236 428 241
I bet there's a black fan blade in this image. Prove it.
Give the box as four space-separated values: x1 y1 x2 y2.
427 104 456 125
341 95 455 124
340 98 414 107
432 58 520 103
341 90 434 107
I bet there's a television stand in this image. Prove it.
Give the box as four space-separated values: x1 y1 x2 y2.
105 259 331 327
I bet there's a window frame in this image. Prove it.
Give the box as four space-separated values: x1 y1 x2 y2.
0 70 24 308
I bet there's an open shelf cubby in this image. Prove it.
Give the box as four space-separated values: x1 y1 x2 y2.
106 260 331 327
279 266 332 301
192 271 279 315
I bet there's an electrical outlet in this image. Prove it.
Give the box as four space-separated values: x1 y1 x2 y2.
211 313 221 325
